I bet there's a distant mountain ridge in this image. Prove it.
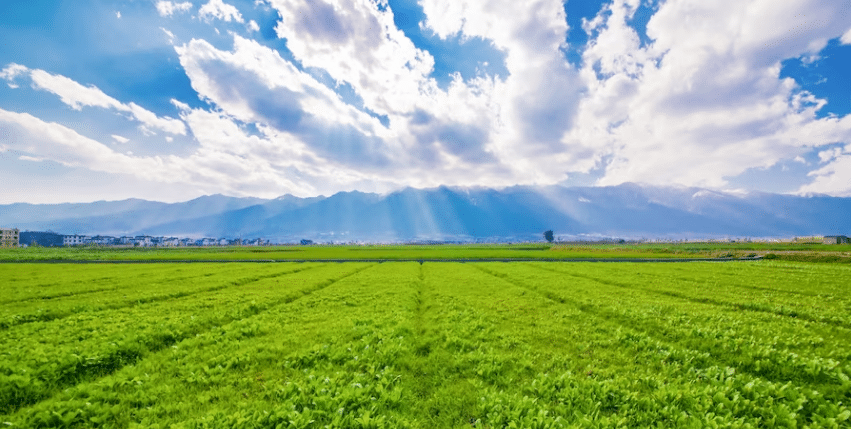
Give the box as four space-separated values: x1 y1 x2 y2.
1 184 849 241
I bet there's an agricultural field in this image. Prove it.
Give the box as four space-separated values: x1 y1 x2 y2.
1 260 850 427
0 243 688 262
2 241 851 262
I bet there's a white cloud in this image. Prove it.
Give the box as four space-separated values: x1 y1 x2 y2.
264 0 567 184
0 109 170 178
156 1 193 17
558 0 851 193
126 102 185 135
115 11 121 19
19 155 44 162
0 63 28 81
842 27 851 44
161 27 176 43
176 35 396 167
170 0 851 195
800 151 851 196
270 0 436 115
417 0 583 173
2 64 186 135
199 0 244 23
0 107 312 198
7 0 851 199
28 69 124 110
111 134 130 143
818 147 843 163
171 33 518 193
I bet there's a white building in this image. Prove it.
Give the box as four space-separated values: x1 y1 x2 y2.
63 235 90 246
161 237 180 247
90 236 116 245
0 228 19 248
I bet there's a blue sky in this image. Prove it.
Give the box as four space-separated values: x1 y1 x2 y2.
1 0 850 203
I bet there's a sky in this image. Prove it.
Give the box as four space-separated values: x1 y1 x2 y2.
0 0 850 203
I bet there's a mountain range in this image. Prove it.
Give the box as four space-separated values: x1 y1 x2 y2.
1 184 849 242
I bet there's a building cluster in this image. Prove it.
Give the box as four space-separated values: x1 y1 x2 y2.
59 235 269 247
0 229 269 248
0 228 19 248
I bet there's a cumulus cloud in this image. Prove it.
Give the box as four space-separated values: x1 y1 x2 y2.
416 0 583 173
799 143 851 196
270 0 437 116
0 107 314 197
156 1 193 17
5 0 851 199
0 63 28 81
842 27 851 44
2 64 186 135
165 32 514 193
176 35 399 169
199 0 244 23
264 0 533 183
176 0 851 195
559 0 851 192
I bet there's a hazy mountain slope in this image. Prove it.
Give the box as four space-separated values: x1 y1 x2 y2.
3 184 849 240
1 195 268 235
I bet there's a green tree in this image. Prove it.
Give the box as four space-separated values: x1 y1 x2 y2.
543 230 554 243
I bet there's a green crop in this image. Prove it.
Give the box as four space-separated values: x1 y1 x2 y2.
0 260 849 427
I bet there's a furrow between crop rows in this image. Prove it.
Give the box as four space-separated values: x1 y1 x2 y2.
466 263 851 426
2 263 407 427
485 263 851 390
0 263 373 415
0 264 195 304
527 263 851 328
5 287 118 304
3 261 851 427
0 264 318 330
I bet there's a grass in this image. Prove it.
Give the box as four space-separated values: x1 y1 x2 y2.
1 260 849 427
2 241 850 262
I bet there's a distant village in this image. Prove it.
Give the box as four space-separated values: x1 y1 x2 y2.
0 229 269 248
0 227 849 248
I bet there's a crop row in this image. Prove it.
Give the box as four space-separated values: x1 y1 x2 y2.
482 263 851 388
0 264 277 329
0 263 375 414
1 264 196 304
2 263 414 427
2 261 850 427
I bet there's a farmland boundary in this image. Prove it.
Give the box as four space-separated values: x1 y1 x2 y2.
0 257 764 264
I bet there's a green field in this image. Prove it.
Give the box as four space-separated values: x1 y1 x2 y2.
2 241 851 262
1 260 850 428
0 243 682 262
